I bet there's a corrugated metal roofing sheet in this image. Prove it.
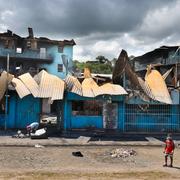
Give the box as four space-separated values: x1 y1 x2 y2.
51 75 65 100
0 71 8 100
94 83 128 96
18 73 39 97
36 70 53 98
34 70 65 100
0 71 14 100
81 78 127 97
138 77 155 100
145 70 172 104
82 78 99 97
12 78 31 98
65 75 82 96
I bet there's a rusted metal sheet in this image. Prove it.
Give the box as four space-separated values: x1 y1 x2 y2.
113 49 141 89
12 78 31 98
19 73 39 97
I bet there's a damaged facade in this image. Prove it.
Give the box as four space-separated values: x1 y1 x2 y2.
63 69 127 130
113 47 180 132
0 28 179 133
0 28 128 132
0 28 75 128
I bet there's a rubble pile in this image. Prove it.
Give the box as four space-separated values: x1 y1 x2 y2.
110 148 137 158
12 130 28 138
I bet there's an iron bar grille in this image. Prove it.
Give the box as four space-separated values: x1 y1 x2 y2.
125 104 180 132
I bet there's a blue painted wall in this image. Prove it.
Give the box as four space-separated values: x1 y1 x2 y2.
63 92 125 130
0 93 41 129
0 42 74 79
15 95 40 128
71 116 103 129
41 45 73 79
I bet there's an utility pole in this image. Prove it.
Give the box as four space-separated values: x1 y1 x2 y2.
5 53 9 130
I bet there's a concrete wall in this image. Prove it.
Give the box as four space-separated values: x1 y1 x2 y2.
41 45 73 79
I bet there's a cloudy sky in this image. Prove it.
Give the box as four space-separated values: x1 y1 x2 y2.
0 0 180 61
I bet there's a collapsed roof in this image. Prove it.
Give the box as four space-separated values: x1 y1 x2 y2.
112 49 174 104
0 28 76 46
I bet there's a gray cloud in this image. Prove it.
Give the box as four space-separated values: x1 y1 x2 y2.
0 0 179 60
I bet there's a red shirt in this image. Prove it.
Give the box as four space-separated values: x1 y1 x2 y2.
165 139 174 154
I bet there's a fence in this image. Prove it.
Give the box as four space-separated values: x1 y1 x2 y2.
125 104 180 132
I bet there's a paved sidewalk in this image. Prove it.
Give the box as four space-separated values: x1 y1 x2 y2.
0 134 179 147
0 130 180 147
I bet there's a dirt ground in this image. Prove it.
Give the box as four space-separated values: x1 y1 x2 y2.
0 146 180 179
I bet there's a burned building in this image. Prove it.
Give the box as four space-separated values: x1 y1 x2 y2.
0 28 75 129
133 46 180 89
0 28 75 77
113 47 180 132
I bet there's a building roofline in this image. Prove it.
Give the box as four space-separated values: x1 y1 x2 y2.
0 29 76 46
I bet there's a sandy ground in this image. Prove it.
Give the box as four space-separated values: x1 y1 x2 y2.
0 146 180 179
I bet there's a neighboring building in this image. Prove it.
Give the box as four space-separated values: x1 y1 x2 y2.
128 46 180 132
133 46 180 88
113 48 180 133
0 28 75 78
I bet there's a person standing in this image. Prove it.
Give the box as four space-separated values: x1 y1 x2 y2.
163 134 175 167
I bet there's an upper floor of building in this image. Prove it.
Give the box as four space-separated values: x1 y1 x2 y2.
133 46 180 71
0 28 76 78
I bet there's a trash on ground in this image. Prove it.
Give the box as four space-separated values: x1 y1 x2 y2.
35 144 45 148
12 130 28 138
31 128 48 139
110 148 137 158
72 151 83 157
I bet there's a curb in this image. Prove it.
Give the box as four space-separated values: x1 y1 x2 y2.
0 142 165 147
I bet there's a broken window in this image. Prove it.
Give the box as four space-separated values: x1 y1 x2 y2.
4 39 14 49
27 40 31 48
40 48 46 59
57 64 63 72
15 62 23 75
27 40 37 50
4 40 10 48
40 98 58 125
72 100 102 116
16 47 22 53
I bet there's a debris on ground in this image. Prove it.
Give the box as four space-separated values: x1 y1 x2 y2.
35 144 45 148
31 128 48 139
12 130 28 138
110 148 137 158
72 151 83 157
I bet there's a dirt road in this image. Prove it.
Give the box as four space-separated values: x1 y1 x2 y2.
0 146 179 179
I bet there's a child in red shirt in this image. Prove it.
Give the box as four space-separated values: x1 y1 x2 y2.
163 134 175 167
